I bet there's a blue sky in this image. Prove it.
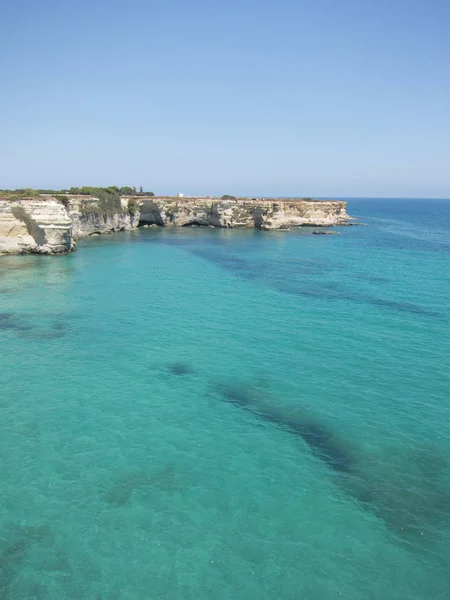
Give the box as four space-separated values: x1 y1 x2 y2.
1 0 449 197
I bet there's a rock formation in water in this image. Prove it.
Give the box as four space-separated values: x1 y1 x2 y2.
138 197 350 230
214 381 450 548
0 197 74 255
0 194 351 255
68 195 139 240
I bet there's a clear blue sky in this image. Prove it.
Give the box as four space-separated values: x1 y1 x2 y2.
1 0 449 197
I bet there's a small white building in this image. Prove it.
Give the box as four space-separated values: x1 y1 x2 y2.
177 193 184 198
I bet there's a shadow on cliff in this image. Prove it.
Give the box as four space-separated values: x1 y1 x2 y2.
10 206 48 247
212 380 450 551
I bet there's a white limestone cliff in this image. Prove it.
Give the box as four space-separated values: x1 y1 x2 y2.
0 195 351 255
0 197 74 255
68 196 139 239
138 197 350 230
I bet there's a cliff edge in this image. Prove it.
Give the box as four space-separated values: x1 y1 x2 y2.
138 197 349 230
0 197 74 255
0 195 350 255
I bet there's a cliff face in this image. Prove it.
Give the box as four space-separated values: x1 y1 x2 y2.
0 195 350 255
0 197 74 255
68 196 139 240
138 197 349 230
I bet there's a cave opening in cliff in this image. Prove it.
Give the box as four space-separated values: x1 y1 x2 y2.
181 221 211 227
138 220 163 227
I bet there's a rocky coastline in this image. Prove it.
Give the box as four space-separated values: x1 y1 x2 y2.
0 195 351 255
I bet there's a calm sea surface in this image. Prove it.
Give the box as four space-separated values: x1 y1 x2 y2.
1 199 450 599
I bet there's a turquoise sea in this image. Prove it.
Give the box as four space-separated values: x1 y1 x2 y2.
1 198 450 599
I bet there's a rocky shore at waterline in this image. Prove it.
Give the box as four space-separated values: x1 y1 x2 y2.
0 195 352 255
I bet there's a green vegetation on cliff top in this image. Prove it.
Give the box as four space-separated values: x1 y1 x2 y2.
0 186 155 214
0 186 155 198
0 188 42 201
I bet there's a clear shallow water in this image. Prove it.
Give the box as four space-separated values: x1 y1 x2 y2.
1 199 450 599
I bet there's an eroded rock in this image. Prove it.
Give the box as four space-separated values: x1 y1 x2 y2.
0 194 351 255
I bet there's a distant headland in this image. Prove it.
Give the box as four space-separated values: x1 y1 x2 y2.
0 187 352 255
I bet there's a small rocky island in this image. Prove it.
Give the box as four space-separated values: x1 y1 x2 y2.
0 190 351 255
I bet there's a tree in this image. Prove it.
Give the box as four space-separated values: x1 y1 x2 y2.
119 186 134 195
79 187 93 195
139 186 143 193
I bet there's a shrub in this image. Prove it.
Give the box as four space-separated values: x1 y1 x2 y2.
128 199 139 215
77 187 122 214
119 186 134 195
0 188 41 200
55 195 70 207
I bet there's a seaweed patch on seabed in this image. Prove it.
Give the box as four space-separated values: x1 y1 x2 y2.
346 446 450 549
215 383 357 475
191 249 260 280
24 320 68 340
166 361 195 376
358 273 391 284
0 524 54 598
277 285 441 318
188 249 437 318
0 312 68 339
103 463 176 506
214 382 450 550
0 312 33 333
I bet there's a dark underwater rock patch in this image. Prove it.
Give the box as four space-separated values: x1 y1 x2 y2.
0 524 54 597
104 464 176 507
0 312 68 339
25 320 68 339
359 274 391 284
216 384 255 407
0 312 33 332
167 362 195 376
289 420 355 473
216 382 356 474
279 285 440 317
189 243 437 318
346 447 450 549
367 296 439 316
104 477 135 506
191 249 256 278
215 381 450 548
